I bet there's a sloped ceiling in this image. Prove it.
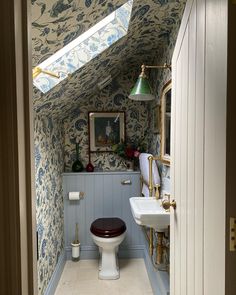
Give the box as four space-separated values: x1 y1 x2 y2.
32 0 186 119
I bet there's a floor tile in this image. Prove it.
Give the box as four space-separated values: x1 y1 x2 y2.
55 259 153 295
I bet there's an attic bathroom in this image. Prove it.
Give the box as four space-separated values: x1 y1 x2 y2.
32 1 186 294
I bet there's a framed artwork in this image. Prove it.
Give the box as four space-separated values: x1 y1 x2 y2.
153 105 161 134
89 112 125 152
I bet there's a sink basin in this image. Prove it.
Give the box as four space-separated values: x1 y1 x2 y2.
129 197 170 231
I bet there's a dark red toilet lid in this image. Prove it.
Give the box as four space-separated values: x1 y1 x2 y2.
90 218 126 238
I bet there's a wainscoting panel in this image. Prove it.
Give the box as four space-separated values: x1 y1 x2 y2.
63 171 145 259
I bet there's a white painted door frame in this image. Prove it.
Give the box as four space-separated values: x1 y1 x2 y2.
170 0 227 294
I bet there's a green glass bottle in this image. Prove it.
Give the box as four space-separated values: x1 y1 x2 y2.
72 143 84 172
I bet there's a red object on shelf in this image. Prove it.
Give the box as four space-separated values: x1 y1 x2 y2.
86 162 94 172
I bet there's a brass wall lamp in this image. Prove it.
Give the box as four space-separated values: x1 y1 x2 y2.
129 63 171 101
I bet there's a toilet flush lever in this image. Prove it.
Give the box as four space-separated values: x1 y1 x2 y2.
121 179 132 185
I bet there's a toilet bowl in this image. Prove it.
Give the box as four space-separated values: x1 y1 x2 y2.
90 218 126 280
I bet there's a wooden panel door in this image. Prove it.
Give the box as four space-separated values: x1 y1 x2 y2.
170 0 227 294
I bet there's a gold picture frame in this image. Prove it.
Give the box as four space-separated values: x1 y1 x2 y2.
89 111 125 152
160 80 171 165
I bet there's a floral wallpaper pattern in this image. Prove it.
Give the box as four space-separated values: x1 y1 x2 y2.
32 0 187 119
34 116 64 295
63 69 150 171
32 0 126 66
33 1 133 93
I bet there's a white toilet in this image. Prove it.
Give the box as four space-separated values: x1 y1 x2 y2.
90 217 126 279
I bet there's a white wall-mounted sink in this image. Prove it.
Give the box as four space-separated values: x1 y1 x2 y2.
129 197 170 231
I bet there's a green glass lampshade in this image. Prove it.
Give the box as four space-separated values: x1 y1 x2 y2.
129 76 155 101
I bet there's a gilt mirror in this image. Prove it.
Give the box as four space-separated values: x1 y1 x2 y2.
160 80 171 165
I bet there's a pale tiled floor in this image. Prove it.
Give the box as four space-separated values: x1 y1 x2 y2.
55 259 153 295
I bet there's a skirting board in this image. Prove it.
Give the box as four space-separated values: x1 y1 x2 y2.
143 246 170 295
44 251 66 295
65 245 145 260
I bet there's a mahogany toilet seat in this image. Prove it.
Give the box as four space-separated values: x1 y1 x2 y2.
90 218 126 238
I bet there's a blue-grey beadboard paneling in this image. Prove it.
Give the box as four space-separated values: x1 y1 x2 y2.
63 171 145 259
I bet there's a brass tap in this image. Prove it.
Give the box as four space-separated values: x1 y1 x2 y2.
148 155 161 198
154 184 160 200
148 156 154 197
149 228 154 256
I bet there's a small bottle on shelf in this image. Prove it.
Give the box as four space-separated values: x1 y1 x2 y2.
72 142 84 172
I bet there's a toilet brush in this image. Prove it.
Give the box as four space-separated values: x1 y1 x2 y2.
71 223 80 262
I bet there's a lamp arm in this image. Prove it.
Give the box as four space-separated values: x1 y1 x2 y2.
32 67 60 79
145 63 171 70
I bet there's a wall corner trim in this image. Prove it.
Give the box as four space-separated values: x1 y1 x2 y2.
44 250 66 295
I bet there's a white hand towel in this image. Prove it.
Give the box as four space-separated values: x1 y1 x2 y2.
139 153 160 197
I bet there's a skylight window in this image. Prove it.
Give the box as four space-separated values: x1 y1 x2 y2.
33 0 133 94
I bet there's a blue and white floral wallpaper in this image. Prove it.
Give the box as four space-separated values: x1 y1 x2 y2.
33 1 134 93
63 69 150 171
34 116 64 295
32 0 126 67
32 0 187 119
